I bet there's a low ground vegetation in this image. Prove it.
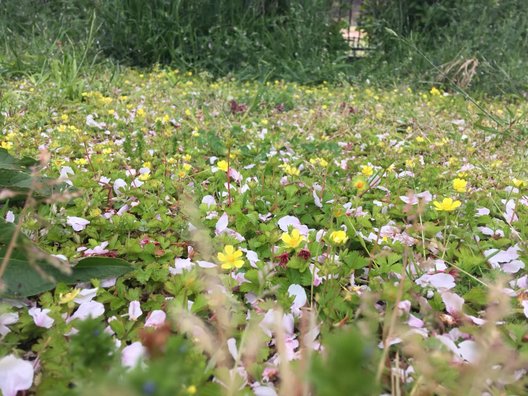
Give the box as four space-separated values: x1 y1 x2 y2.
1 69 528 395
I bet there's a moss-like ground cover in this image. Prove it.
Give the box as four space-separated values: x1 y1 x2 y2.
1 69 527 395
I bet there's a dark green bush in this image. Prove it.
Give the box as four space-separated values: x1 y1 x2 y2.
95 0 350 82
0 0 351 84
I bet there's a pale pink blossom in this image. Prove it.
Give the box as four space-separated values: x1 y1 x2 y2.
121 342 146 368
288 284 307 316
68 301 105 322
170 258 194 275
144 310 166 328
0 313 18 337
28 307 54 329
128 301 142 321
0 355 34 396
66 216 90 232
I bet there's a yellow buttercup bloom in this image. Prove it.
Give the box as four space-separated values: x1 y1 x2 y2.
330 230 348 245
217 245 244 270
281 229 305 249
430 87 442 96
453 178 467 193
1 141 13 150
512 178 526 188
310 158 328 167
352 177 367 191
138 173 150 181
59 289 80 304
361 165 374 177
74 158 88 166
433 198 461 212
217 160 229 172
281 164 300 177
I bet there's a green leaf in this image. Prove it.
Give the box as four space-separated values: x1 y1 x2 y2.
1 252 133 298
0 149 60 199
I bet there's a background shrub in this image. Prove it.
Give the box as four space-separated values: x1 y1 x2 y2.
0 0 351 84
358 0 528 95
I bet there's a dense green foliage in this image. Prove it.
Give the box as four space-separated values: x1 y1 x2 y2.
0 0 350 83
1 68 528 395
359 0 528 94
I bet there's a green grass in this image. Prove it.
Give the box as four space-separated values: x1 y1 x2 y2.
0 67 527 395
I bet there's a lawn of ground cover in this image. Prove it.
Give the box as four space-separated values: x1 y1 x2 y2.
1 68 528 395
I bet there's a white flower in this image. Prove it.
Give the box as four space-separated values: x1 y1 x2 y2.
0 355 34 396
66 216 90 232
73 288 98 304
277 215 309 236
113 178 127 195
0 313 19 337
128 301 142 321
169 258 194 275
121 342 146 368
144 310 166 328
83 242 110 256
5 211 15 223
201 195 216 208
28 307 54 329
68 301 105 322
287 284 307 316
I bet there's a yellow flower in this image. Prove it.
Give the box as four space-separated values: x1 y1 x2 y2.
59 288 80 304
329 230 348 245
513 178 526 188
102 148 112 155
1 141 13 150
217 245 244 270
430 87 442 96
415 136 425 143
281 229 305 249
452 178 467 193
281 164 300 177
138 173 151 181
60 114 69 122
352 177 367 191
260 119 269 126
310 158 328 167
361 165 374 177
433 197 461 212
217 160 229 172
90 208 102 217
186 385 197 395
183 163 192 172
136 108 146 118
74 158 88 166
